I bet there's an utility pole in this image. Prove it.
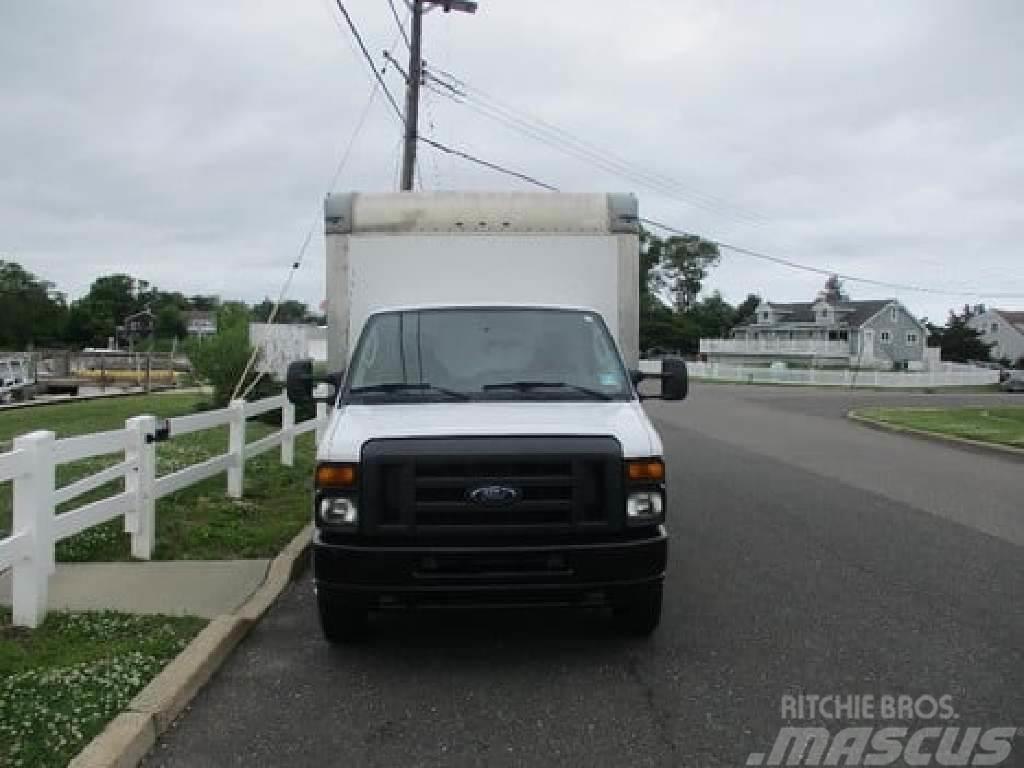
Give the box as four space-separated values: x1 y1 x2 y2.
400 0 477 191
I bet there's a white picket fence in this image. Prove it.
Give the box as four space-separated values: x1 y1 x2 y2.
0 392 328 628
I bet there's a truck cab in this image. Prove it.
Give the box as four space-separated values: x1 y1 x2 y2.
289 303 686 641
287 192 687 642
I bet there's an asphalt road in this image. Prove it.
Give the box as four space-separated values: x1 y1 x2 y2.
148 384 1024 767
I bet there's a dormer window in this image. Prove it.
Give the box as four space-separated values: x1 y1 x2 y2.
890 307 898 322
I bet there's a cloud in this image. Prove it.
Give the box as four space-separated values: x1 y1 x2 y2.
1 0 1021 321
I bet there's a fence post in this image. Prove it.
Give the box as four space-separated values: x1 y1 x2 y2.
314 384 329 446
227 399 246 498
12 431 55 628
125 415 157 559
281 398 295 467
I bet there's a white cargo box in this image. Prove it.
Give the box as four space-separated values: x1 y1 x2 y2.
324 192 640 370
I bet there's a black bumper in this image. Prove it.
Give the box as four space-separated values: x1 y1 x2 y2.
313 527 667 606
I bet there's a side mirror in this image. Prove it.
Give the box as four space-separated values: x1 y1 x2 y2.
661 357 688 401
286 359 345 405
631 357 688 401
286 359 314 405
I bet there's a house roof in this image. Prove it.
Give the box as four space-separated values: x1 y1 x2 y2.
993 309 1024 330
740 299 894 329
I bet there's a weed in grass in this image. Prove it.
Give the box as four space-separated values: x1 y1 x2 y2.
0 607 205 768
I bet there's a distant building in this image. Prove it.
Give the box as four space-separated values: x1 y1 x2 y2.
700 277 932 370
123 308 154 338
249 323 327 380
967 307 1024 364
184 311 217 337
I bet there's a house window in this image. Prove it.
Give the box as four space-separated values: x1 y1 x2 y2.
880 331 892 343
906 332 918 344
839 330 848 341
762 311 770 322
991 323 999 333
890 307 898 322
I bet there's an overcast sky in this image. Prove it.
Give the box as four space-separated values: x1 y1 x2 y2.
2 0 1022 321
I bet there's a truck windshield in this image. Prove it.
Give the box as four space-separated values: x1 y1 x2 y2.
344 308 632 403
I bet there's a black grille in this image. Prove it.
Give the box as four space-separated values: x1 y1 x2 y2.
361 437 623 536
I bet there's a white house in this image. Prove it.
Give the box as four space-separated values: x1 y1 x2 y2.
700 277 934 370
967 307 1024 365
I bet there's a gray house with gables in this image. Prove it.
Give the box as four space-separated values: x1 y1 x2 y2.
700 277 932 370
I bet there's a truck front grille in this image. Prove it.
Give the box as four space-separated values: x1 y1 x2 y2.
361 437 624 536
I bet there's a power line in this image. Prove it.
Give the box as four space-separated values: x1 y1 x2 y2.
423 67 772 228
640 217 1024 300
418 136 559 191
332 0 405 124
386 0 411 49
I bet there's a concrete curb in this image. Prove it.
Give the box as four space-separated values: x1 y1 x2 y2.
847 410 1024 460
68 523 313 768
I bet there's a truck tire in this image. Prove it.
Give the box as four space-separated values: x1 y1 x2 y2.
611 582 663 636
317 593 369 644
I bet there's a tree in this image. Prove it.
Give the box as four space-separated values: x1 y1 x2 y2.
251 298 309 324
155 305 187 339
186 304 259 407
638 229 722 353
733 293 761 328
642 231 721 311
926 306 993 363
0 260 68 348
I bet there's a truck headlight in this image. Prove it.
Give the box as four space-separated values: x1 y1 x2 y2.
319 496 359 527
626 491 664 523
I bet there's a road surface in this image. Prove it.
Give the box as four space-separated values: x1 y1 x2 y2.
148 384 1024 767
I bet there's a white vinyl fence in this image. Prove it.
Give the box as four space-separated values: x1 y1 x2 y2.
681 361 1000 387
1 392 329 628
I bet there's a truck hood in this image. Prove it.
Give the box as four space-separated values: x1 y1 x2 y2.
320 401 662 462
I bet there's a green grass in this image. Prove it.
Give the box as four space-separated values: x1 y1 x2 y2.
853 406 1024 448
0 606 205 768
1 393 316 562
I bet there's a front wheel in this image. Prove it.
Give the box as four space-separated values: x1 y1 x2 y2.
611 582 663 636
317 592 369 644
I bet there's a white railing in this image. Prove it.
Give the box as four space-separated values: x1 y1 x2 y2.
699 338 851 357
684 362 1000 387
0 392 329 628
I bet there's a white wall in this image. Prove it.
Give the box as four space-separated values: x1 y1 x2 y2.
249 324 327 379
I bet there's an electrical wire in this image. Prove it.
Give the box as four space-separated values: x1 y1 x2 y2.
332 0 405 124
386 0 411 49
231 8 406 402
418 136 559 191
640 217 1024 300
424 67 772 228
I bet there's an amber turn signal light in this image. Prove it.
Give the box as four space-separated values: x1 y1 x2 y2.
626 458 665 483
315 463 357 489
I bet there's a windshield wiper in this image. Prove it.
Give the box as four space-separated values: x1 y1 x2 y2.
349 383 471 401
482 381 612 400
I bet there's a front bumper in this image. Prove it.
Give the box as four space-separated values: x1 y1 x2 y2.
313 527 667 606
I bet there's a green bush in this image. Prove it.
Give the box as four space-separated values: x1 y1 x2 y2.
184 306 259 408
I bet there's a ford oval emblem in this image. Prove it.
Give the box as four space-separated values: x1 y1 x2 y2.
467 484 522 506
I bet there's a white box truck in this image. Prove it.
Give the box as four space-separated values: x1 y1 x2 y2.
287 191 688 642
